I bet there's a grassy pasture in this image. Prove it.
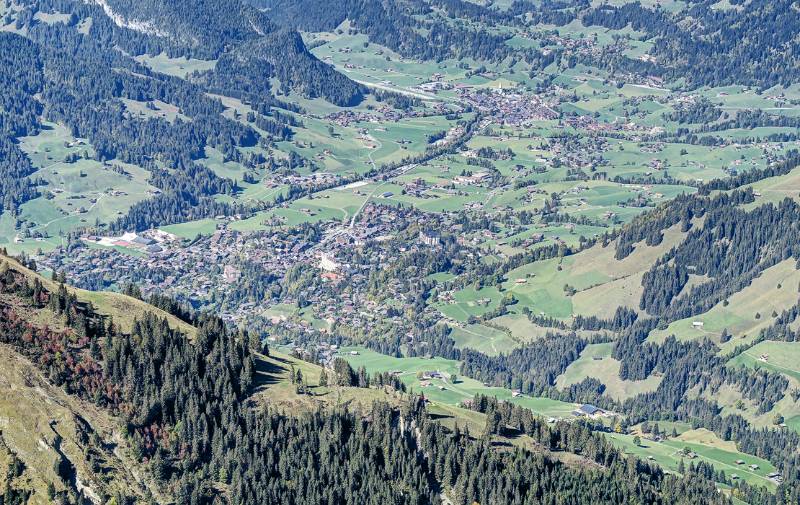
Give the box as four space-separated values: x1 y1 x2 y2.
338 347 576 418
488 313 603 344
160 219 220 239
606 431 777 489
257 348 551 450
134 52 216 78
437 284 504 322
253 349 400 412
555 343 662 401
649 259 800 351
0 123 156 254
448 322 518 355
121 98 188 123
728 341 800 383
493 223 686 321
742 164 800 208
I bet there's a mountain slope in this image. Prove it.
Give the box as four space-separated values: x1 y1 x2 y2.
95 0 274 53
0 253 741 505
0 344 162 504
90 0 364 105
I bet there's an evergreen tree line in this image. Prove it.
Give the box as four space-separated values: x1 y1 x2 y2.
0 33 42 214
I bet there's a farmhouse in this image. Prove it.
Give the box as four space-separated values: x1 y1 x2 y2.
574 404 606 418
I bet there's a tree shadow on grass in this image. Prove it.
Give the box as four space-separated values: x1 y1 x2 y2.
253 355 287 391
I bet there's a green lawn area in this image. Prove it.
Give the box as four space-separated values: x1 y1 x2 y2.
338 347 576 418
160 219 220 238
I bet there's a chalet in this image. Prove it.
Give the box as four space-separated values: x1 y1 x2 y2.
767 472 784 484
321 272 342 283
578 404 605 416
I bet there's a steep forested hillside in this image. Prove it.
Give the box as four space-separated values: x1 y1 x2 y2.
259 0 515 61
94 0 364 104
582 0 800 88
262 0 800 89
97 0 274 55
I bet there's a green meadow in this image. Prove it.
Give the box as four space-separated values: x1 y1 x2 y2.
338 346 576 418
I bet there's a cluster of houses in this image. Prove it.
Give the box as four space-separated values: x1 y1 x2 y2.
43 201 462 338
262 172 343 191
324 102 452 128
457 87 559 127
